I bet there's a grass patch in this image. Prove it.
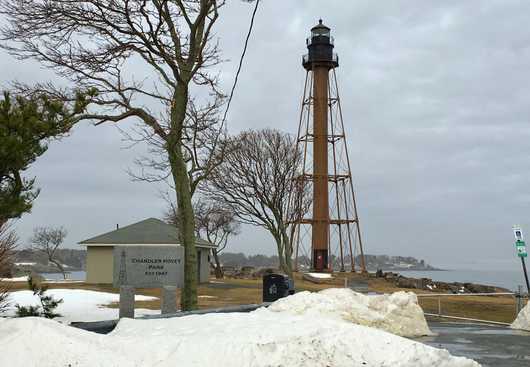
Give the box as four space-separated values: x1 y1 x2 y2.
2 272 525 323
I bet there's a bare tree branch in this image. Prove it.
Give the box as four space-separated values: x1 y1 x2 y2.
30 226 67 280
0 221 18 313
203 129 310 275
164 196 239 278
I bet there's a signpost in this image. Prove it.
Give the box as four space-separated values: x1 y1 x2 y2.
513 226 530 293
113 246 184 318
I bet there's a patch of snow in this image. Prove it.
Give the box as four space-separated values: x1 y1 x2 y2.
198 295 217 299
511 302 530 331
0 276 29 282
1 277 85 283
306 272 333 279
4 289 159 322
267 288 432 337
0 313 480 367
13 262 36 266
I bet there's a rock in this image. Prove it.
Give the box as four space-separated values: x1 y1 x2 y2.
463 283 496 293
395 276 429 290
385 274 501 294
252 268 277 278
221 266 237 277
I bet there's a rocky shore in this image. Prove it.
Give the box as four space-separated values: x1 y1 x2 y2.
376 270 508 293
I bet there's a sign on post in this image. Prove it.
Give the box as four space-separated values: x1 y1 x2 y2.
113 246 184 318
516 241 528 258
512 225 530 294
513 226 528 258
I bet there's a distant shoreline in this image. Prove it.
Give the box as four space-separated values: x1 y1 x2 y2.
381 268 524 292
378 268 446 272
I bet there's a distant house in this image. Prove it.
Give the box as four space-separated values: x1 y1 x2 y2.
79 218 215 284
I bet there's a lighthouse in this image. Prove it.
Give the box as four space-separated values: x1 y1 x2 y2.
290 20 366 273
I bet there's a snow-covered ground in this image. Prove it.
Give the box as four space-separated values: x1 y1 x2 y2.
3 289 159 322
0 276 83 283
0 311 480 367
306 272 333 279
511 301 530 331
0 275 30 282
268 288 432 337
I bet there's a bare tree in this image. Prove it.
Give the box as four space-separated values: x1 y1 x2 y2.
30 226 67 279
165 198 239 278
203 129 310 276
195 201 239 278
0 0 230 310
0 221 18 312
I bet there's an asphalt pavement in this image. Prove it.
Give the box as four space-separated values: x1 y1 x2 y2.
415 322 530 367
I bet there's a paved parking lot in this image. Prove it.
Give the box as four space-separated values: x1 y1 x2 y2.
415 322 530 367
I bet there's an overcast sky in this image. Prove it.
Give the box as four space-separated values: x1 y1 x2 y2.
3 1 530 270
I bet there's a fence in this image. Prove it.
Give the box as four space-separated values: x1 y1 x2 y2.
416 288 528 326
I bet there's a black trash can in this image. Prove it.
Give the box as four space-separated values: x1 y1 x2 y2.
263 273 294 302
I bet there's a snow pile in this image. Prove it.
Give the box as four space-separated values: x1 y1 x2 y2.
0 317 130 366
306 272 333 279
4 289 159 322
0 313 480 367
511 302 530 331
267 288 432 337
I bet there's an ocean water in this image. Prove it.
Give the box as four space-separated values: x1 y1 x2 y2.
394 269 527 291
40 271 86 281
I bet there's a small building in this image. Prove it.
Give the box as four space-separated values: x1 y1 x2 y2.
79 218 215 284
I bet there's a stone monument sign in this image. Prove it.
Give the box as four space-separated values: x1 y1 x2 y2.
113 246 184 288
113 246 184 318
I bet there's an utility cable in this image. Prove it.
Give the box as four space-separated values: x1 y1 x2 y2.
220 0 260 128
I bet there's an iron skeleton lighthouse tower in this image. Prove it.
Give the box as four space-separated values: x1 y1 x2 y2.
289 20 366 273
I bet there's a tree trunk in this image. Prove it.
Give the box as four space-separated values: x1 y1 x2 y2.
280 227 294 280
168 84 198 311
169 148 197 310
50 258 66 280
212 249 224 279
272 231 289 275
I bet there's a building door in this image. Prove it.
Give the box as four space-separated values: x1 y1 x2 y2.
313 249 328 271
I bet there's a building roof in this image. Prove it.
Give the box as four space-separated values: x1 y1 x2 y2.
79 218 215 248
311 19 330 31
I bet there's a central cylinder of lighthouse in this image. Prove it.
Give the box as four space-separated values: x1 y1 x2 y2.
311 66 330 271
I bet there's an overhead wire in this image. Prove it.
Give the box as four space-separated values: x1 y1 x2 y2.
220 0 260 128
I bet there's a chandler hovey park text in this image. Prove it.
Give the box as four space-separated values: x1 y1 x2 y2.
131 257 181 277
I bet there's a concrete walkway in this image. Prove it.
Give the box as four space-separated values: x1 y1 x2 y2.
415 322 530 367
